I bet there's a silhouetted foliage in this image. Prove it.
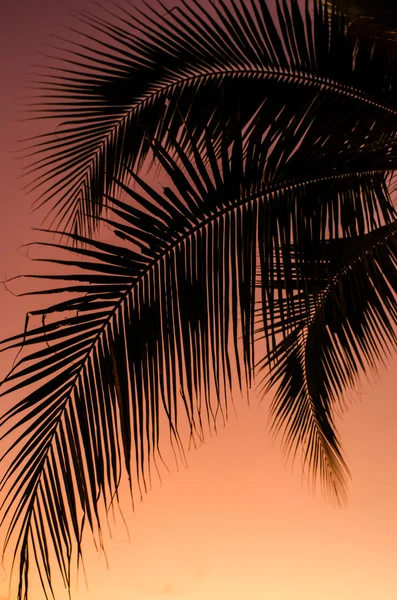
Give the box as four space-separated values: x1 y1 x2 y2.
2 1 397 599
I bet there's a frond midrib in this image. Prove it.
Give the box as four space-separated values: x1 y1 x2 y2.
39 65 396 116
33 64 397 198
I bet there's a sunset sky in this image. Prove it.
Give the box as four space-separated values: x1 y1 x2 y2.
0 1 396 599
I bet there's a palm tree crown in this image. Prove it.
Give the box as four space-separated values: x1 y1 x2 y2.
2 1 397 599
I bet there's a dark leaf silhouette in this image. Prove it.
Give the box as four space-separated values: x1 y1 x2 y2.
24 0 397 234
2 1 397 599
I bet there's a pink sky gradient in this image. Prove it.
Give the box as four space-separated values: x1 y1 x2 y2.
0 2 396 599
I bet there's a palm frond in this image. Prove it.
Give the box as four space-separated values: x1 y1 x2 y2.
6 0 397 596
1 134 252 600
259 220 397 502
23 0 397 235
3 124 397 598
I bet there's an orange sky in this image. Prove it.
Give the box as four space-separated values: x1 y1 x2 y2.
0 2 396 599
